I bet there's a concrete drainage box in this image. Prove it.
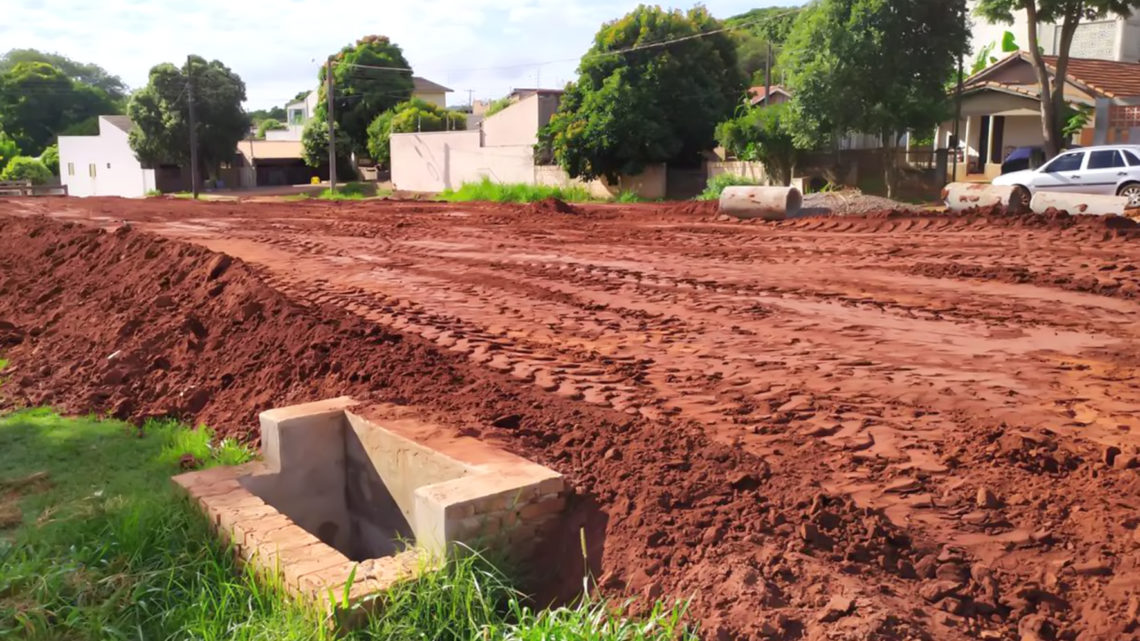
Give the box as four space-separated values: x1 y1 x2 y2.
172 397 566 617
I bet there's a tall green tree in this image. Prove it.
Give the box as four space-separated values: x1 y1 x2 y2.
715 102 800 186
539 5 744 182
0 49 128 101
300 119 355 181
127 56 248 180
366 98 467 167
0 61 117 155
975 0 1140 157
725 6 802 84
781 0 969 197
316 36 415 156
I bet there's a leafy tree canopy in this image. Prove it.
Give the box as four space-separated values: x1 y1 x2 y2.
127 55 248 178
781 0 968 196
300 119 356 181
0 61 117 155
39 143 59 176
366 98 467 167
725 6 803 83
975 0 1140 156
316 35 415 156
715 102 799 185
0 131 19 172
256 118 287 139
0 49 128 101
248 106 287 125
0 156 52 184
539 5 744 182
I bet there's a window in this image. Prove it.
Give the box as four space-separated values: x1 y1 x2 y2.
1088 150 1125 170
1123 150 1140 167
67 162 74 176
1041 152 1084 173
88 163 96 178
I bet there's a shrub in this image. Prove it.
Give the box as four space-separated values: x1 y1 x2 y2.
366 98 467 168
439 178 592 203
39 143 59 176
0 156 52 184
483 97 513 117
696 173 758 201
0 131 20 172
256 118 287 139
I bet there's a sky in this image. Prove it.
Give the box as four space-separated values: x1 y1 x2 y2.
2 0 791 111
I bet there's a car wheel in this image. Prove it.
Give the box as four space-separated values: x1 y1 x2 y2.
1118 183 1140 209
1010 185 1031 213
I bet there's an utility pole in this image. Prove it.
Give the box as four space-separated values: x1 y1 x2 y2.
187 55 200 200
951 26 965 182
326 57 337 192
466 89 473 107
764 42 773 108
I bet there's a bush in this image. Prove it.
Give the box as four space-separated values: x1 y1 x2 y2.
483 97 513 117
39 144 59 176
0 156 52 184
0 131 20 172
439 178 592 203
256 118 287 139
696 173 758 201
367 98 467 168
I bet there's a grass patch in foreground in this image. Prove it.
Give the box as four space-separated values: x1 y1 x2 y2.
0 409 696 640
440 177 593 203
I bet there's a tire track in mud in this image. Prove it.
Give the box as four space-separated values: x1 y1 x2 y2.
6 198 1140 639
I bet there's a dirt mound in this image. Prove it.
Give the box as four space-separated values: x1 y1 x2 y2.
522 197 579 215
0 213 943 638
781 206 1140 240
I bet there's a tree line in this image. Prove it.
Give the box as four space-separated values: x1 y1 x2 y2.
2 0 1135 193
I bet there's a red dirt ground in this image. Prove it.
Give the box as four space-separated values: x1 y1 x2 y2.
2 197 1140 640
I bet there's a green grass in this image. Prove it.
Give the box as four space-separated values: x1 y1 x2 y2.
696 173 759 201
317 182 388 201
439 178 594 204
0 409 696 640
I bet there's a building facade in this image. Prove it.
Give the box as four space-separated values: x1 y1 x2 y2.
58 116 156 198
969 1 1140 63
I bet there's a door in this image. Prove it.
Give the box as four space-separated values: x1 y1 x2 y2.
1031 150 1086 193
1082 149 1128 195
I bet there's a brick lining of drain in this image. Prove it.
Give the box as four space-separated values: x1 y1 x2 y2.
172 397 566 614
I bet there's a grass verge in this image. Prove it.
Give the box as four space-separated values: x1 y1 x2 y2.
0 409 695 640
439 178 593 204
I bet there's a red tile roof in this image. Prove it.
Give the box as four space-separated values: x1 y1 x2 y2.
1041 56 1140 98
748 84 791 105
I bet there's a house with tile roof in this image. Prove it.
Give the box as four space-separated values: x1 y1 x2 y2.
935 52 1140 180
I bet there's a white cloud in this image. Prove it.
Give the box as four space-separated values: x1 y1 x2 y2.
1 0 780 109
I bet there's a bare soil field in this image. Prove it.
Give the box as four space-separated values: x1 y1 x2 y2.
1 196 1139 640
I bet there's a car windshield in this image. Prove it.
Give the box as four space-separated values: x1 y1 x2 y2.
1041 152 1084 173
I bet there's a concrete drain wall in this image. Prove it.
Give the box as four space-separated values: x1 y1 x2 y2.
172 397 566 617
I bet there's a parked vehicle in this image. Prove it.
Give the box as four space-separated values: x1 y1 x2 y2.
992 144 1140 209
1000 146 1046 175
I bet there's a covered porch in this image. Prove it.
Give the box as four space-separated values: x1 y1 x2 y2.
934 86 1063 182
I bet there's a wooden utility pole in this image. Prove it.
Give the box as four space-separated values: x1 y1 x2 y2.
764 42 773 108
187 55 200 199
326 57 337 192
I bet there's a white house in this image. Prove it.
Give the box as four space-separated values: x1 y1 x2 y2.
969 1 1140 63
268 76 453 142
58 116 156 198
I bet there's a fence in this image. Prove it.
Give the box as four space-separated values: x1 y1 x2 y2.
0 180 69 196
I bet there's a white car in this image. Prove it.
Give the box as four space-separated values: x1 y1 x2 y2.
992 144 1140 209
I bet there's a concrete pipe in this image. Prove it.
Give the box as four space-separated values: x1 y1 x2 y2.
718 186 802 220
941 182 1023 212
1030 191 1129 217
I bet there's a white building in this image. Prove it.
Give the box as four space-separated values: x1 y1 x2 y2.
268 76 453 142
969 1 1140 63
58 116 156 198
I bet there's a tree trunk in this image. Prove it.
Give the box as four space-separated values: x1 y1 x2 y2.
1022 1 1080 158
883 131 898 200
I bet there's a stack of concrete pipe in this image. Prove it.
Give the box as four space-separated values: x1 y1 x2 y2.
718 186 803 220
943 182 1129 217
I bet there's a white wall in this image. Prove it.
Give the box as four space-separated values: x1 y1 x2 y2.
58 118 155 197
481 94 542 147
390 130 483 192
